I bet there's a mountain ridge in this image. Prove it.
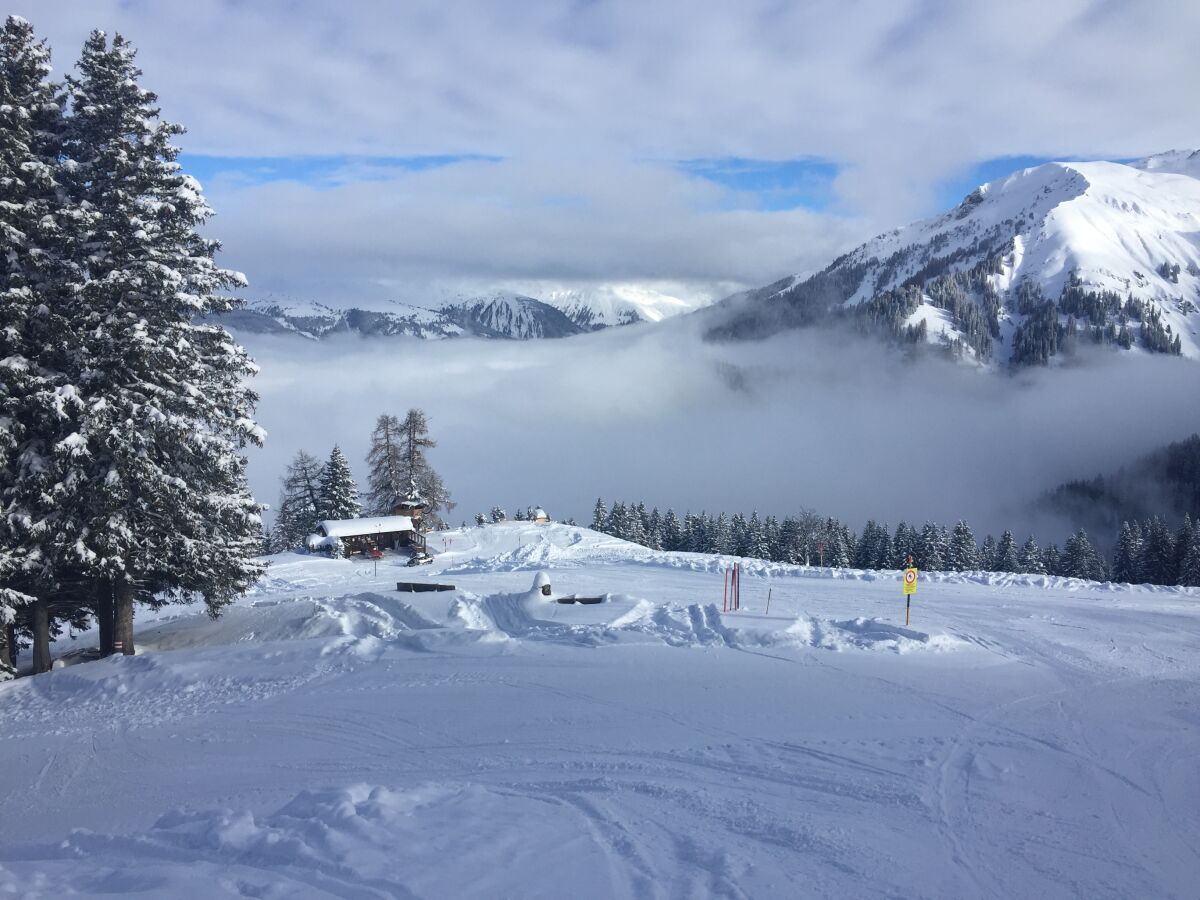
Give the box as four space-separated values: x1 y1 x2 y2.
212 289 643 341
704 150 1200 367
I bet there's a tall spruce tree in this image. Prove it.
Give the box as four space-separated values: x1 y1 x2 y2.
1140 517 1175 585
1178 526 1200 587
57 30 264 656
979 535 998 571
317 445 360 521
270 450 323 551
1062 529 1103 581
1017 536 1045 574
1042 544 1062 577
994 530 1019 573
662 508 683 551
0 16 75 673
1172 515 1194 585
892 522 916 568
919 522 945 571
590 498 607 532
948 520 978 571
365 413 407 515
396 408 453 527
1113 521 1143 584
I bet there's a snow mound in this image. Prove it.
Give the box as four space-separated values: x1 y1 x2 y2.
450 594 964 653
1 782 619 898
444 524 652 573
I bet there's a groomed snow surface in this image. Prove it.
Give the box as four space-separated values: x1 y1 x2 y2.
1 522 1197 898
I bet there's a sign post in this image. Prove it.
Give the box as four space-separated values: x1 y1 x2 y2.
903 559 918 625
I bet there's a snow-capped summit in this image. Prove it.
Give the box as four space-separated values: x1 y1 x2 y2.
707 152 1200 366
438 290 583 339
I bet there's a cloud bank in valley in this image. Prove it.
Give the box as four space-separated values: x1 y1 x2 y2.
243 323 1200 543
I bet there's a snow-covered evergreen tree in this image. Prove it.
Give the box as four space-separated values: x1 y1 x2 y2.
919 522 945 571
747 511 769 560
646 507 663 550
590 498 607 532
365 413 407 516
824 518 850 567
979 535 998 571
1113 521 1143 583
474 512 486 526
1178 526 1200 587
490 506 506 523
317 446 360 521
1172 515 1194 585
662 508 683 551
891 522 916 568
1062 529 1103 581
1042 544 1062 577
854 521 880 568
1017 536 1045 574
0 16 74 672
55 30 264 655
1139 517 1174 585
394 408 453 527
709 513 732 555
947 520 978 571
270 450 322 551
994 530 1019 573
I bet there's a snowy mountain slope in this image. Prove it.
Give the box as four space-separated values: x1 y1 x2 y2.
211 289 642 341
706 151 1200 366
439 290 585 339
2 521 1198 897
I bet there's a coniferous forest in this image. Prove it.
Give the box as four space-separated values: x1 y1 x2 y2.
0 19 263 675
586 498 1200 588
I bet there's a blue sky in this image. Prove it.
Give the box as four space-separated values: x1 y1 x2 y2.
183 152 1062 215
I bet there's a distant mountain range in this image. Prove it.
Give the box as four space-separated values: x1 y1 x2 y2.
216 151 1200 364
704 150 1200 367
213 290 644 341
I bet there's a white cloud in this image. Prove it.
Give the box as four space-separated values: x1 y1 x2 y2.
203 156 865 305
22 0 1200 299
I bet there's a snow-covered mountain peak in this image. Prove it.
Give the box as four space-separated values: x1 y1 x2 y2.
1129 148 1200 178
710 153 1200 367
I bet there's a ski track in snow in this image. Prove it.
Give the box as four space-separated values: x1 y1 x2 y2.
1 522 1198 898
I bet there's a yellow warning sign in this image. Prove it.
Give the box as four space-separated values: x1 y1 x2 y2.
903 567 918 595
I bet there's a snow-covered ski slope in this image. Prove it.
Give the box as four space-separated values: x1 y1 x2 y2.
2 522 1197 898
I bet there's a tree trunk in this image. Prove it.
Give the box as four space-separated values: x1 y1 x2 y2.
6 622 15 668
96 583 115 657
113 581 135 656
0 619 12 676
31 598 52 674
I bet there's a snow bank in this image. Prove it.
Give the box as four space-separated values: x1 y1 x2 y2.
1 782 620 898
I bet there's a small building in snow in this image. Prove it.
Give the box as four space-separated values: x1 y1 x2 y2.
532 507 550 524
306 515 424 556
392 480 427 522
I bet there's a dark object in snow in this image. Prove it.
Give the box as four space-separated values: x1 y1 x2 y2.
555 595 605 605
406 553 432 567
396 582 455 593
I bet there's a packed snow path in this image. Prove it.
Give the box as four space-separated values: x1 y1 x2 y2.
1 523 1197 898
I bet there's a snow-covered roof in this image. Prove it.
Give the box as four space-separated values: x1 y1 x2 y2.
316 516 414 539
533 508 548 519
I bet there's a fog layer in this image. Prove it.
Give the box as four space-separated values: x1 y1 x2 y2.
242 322 1200 542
